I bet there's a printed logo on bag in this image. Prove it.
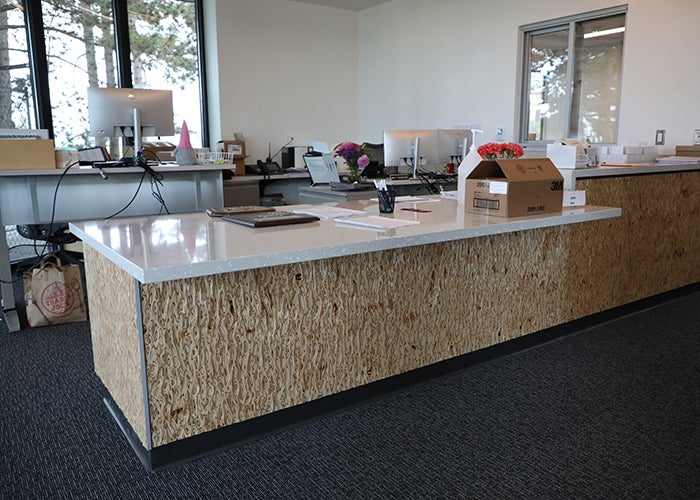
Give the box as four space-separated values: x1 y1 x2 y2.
40 281 75 318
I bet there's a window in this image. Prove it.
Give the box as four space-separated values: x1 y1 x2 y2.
0 1 36 130
518 6 626 145
0 0 207 149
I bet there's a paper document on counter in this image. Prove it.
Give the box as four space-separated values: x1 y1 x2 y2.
293 206 366 219
370 195 438 204
335 216 420 231
655 156 700 164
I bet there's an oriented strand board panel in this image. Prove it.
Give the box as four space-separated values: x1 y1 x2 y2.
140 226 575 447
85 169 699 450
567 172 699 318
83 246 148 446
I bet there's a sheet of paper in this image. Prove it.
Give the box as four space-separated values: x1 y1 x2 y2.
293 206 366 219
334 215 420 231
370 195 439 204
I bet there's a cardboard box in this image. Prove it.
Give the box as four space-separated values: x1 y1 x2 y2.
55 149 79 168
465 158 564 217
232 158 245 176
546 144 586 169
217 140 246 159
143 141 175 162
0 139 56 170
217 140 247 175
676 145 700 157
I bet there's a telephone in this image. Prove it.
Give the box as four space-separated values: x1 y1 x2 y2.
259 160 284 175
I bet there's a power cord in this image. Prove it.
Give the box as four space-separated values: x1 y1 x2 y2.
0 160 81 284
104 150 170 219
415 170 441 195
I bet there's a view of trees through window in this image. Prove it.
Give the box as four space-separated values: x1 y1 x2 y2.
521 9 626 145
0 0 202 150
0 1 35 132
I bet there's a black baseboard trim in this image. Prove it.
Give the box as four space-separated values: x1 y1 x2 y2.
107 282 699 471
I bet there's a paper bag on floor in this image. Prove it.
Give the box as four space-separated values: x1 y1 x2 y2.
24 254 87 327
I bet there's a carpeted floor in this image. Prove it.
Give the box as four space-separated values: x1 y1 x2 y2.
1 282 698 499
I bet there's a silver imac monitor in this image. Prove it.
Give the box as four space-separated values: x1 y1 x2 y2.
437 129 472 165
383 129 440 178
87 87 174 157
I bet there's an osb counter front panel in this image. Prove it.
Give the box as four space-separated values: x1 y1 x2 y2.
85 170 698 449
569 171 699 317
116 225 583 448
84 245 147 445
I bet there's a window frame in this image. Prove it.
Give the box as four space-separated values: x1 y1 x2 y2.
19 0 209 147
516 5 627 148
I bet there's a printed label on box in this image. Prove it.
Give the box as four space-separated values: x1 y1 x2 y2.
226 144 243 155
489 181 508 195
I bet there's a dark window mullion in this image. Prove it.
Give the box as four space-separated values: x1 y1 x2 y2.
23 0 52 137
112 0 132 88
194 0 209 148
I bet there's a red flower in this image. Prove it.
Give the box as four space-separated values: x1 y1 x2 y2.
477 142 524 159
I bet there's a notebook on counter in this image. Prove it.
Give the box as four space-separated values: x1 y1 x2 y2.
222 211 320 228
206 205 275 217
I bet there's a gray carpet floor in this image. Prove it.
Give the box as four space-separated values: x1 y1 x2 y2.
1 282 698 499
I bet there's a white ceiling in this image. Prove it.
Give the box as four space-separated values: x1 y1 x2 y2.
291 0 391 11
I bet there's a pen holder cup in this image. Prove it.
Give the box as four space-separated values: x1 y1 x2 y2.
377 188 396 213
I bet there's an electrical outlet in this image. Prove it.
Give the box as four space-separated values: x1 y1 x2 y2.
496 128 504 138
655 129 666 145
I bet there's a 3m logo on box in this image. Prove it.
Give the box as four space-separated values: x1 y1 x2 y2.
464 158 564 217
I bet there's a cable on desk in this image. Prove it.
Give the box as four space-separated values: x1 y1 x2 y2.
415 171 441 195
104 156 170 220
0 161 80 284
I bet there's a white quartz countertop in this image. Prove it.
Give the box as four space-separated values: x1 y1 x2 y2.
560 162 699 188
69 196 621 284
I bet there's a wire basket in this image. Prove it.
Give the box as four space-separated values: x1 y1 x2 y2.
195 150 235 165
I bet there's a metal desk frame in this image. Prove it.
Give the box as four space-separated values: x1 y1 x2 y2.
0 165 224 332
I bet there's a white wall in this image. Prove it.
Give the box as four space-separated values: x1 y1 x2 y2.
207 0 359 162
207 0 700 158
358 0 700 153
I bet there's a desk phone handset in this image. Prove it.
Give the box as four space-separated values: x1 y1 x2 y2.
256 159 284 175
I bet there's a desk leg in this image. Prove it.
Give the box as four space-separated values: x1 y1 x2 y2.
0 224 20 333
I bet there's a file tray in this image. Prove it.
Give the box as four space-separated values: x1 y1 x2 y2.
223 211 320 228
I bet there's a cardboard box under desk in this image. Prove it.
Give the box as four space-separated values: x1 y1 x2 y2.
0 139 56 169
465 158 564 217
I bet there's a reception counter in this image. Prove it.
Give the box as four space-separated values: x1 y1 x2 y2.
71 198 621 469
70 162 698 470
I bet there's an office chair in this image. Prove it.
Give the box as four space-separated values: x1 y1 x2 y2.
15 223 83 267
362 142 384 164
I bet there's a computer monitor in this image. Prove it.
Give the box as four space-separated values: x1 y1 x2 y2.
437 129 472 165
87 87 174 158
383 129 440 178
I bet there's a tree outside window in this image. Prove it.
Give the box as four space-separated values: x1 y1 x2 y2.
0 1 36 131
519 8 626 145
0 0 204 149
